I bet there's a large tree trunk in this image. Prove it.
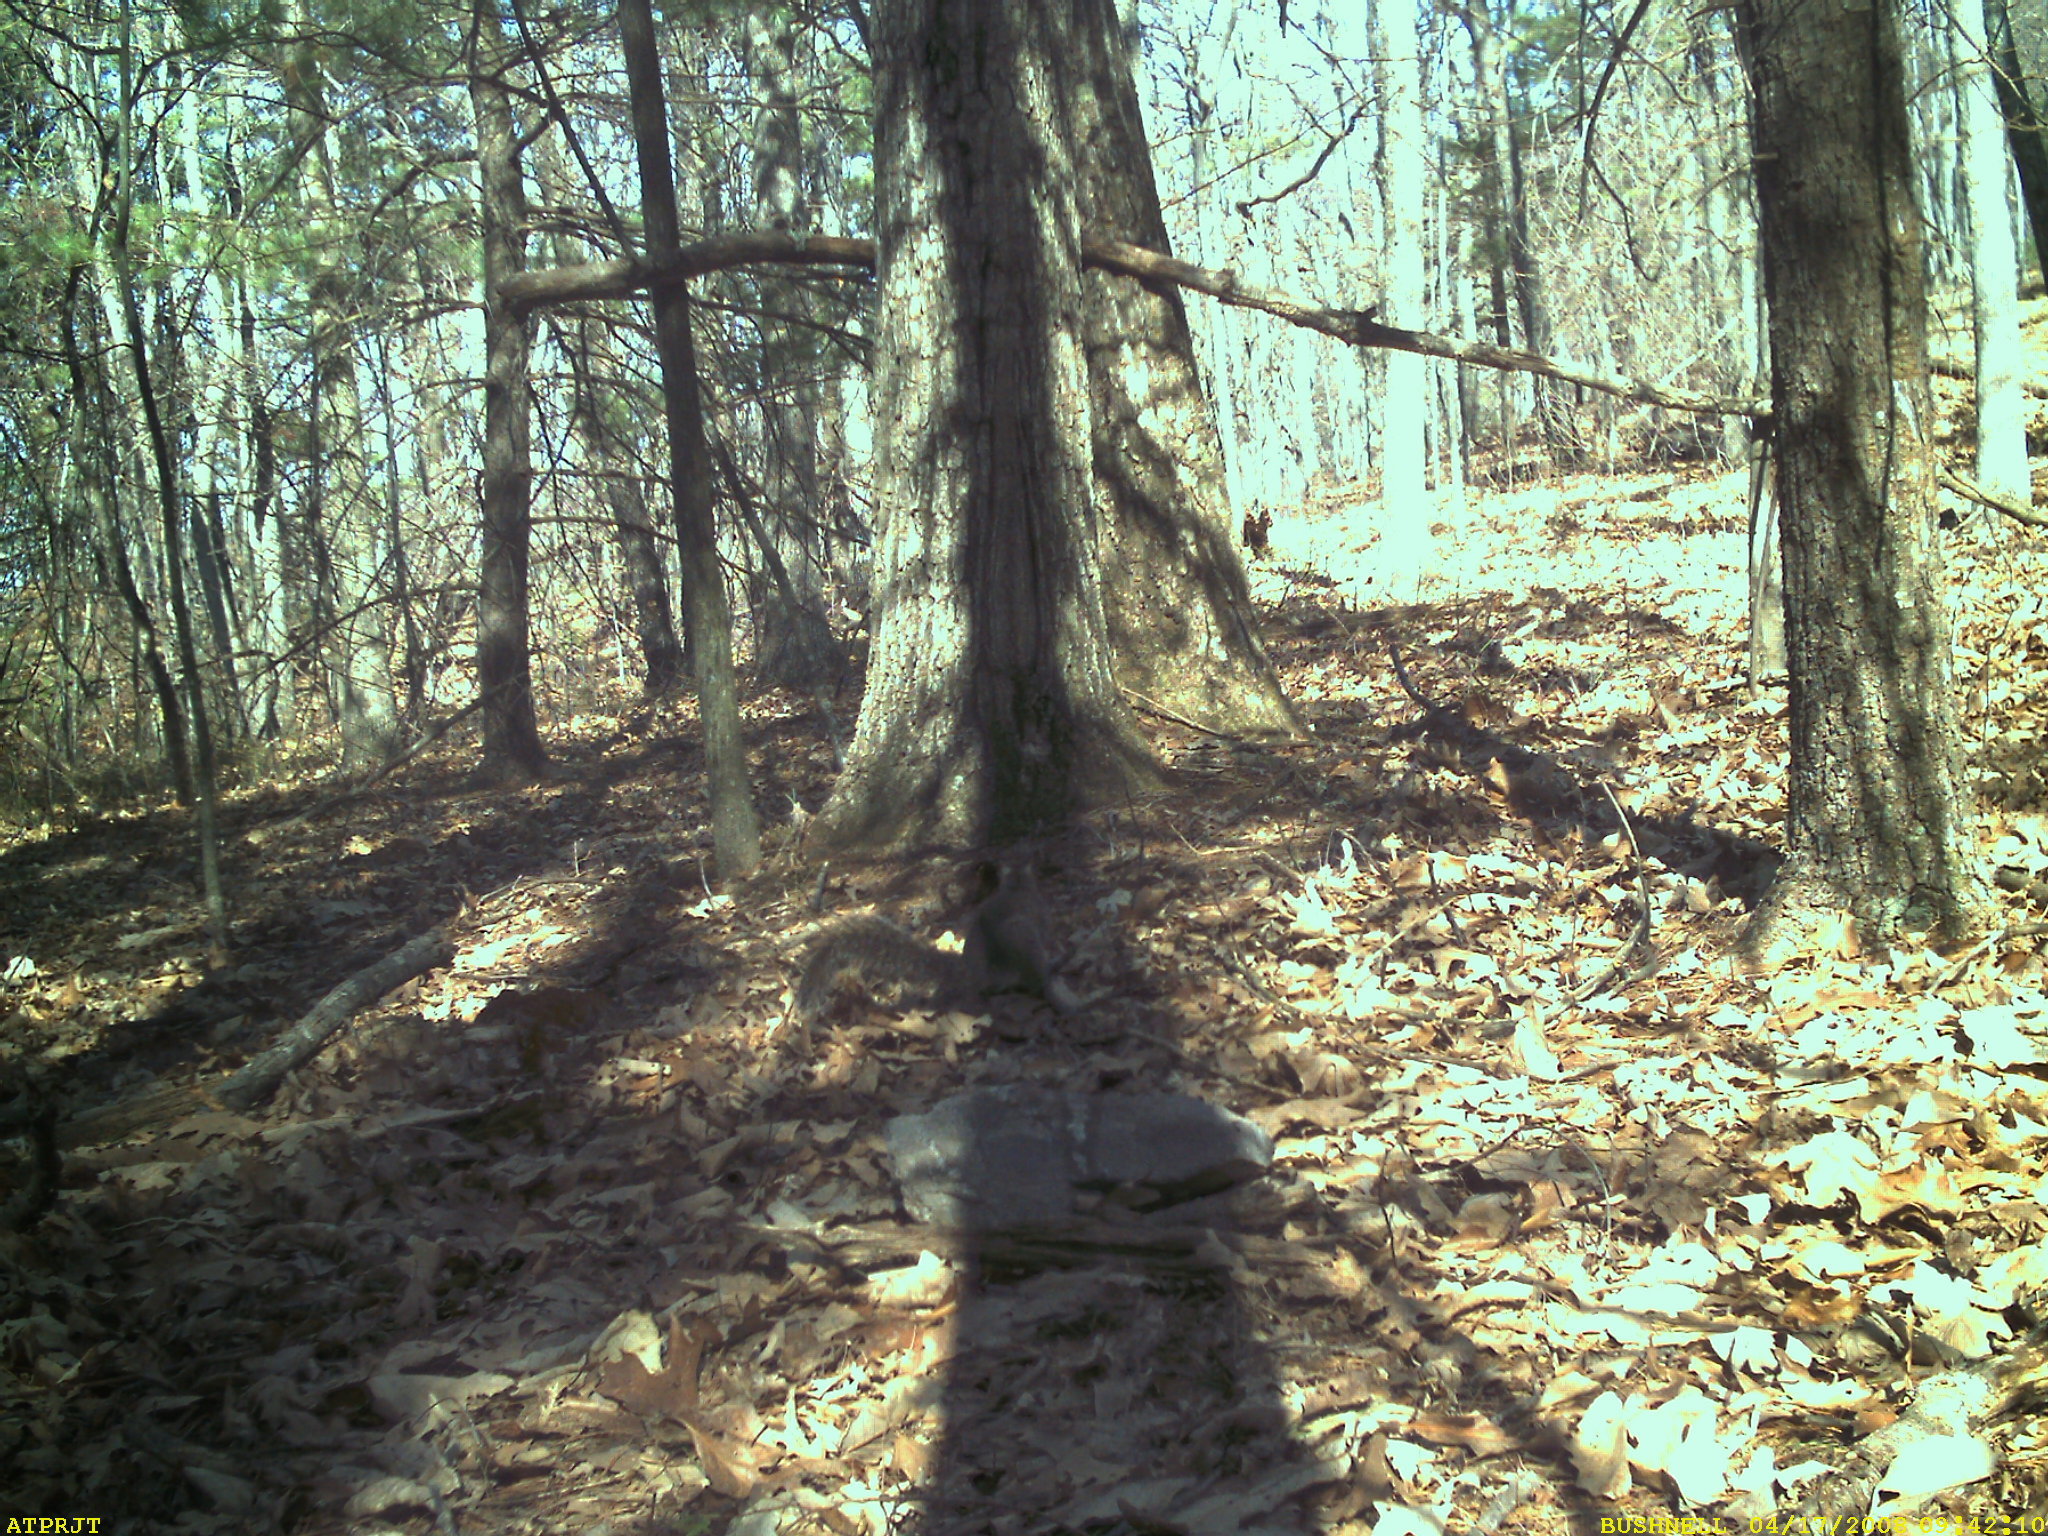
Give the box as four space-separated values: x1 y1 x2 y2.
1068 0 1299 739
469 0 549 783
812 0 1157 852
617 0 762 876
1737 0 1992 958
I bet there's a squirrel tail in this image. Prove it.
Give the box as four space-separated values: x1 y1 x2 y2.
794 915 967 1022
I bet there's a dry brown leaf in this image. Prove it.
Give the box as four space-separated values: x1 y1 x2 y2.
892 1431 936 1482
1861 1160 1968 1222
1408 1411 1513 1456
684 1419 762 1499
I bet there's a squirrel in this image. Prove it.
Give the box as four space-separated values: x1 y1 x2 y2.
795 863 1051 1023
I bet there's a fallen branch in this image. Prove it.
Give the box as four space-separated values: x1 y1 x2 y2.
1084 234 1768 419
1941 468 2048 530
1789 1320 2048 1517
214 925 453 1111
60 925 453 1147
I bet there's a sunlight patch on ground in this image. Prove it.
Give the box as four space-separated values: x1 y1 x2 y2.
1248 465 1754 647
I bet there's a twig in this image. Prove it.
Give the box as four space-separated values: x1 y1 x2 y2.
1932 921 2048 991
1122 687 1238 739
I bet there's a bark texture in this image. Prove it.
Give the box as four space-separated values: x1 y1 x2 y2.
618 0 762 875
1067 0 1300 737
1739 0 1991 955
813 0 1156 852
471 0 549 782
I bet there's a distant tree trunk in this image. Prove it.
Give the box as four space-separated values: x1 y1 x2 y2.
233 263 289 740
745 8 838 691
113 0 226 953
1460 0 1530 460
812 0 1157 852
63 273 191 801
174 63 245 745
1179 20 1251 521
373 331 428 714
1984 0 2048 287
1916 20 1966 292
469 0 549 783
1737 0 1992 957
618 0 762 876
1372 0 1431 563
1432 184 1469 514
1745 449 1785 685
1068 0 1299 737
567 330 687 694
1460 0 1575 465
1692 17 1759 461
284 0 399 771
1954 0 2030 504
532 131 686 696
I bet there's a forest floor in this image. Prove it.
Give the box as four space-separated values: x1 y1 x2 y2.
4 437 2048 1533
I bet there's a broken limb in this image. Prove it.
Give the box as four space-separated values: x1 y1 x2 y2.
501 229 1769 420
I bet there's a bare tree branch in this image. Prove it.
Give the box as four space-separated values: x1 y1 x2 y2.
500 228 1770 419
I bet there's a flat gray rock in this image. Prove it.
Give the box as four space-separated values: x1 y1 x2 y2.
885 1086 1274 1231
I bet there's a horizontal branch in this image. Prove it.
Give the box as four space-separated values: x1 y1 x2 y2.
1941 468 2048 530
502 229 1769 420
1081 235 1768 419
500 232 874 311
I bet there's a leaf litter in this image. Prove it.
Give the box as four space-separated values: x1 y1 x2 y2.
2 454 2048 1532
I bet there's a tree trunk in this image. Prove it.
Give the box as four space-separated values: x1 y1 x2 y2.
1737 0 1992 958
1372 0 1432 571
1068 0 1299 738
235 269 289 740
532 131 687 696
373 331 429 715
744 8 838 691
1954 0 2030 504
812 0 1157 852
568 329 688 694
1462 0 1576 466
1916 18 1966 293
617 0 762 876
1461 0 1529 461
1984 0 2048 288
114 0 227 954
284 0 399 771
61 270 192 802
469 0 549 782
